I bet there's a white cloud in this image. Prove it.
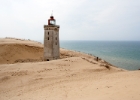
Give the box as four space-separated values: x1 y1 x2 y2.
0 0 140 41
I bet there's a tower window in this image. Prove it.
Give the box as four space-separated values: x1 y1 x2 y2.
48 37 49 40
56 37 57 40
48 32 49 35
55 42 57 45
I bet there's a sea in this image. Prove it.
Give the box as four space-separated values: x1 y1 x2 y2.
39 40 140 70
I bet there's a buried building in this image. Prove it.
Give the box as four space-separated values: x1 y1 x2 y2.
44 15 60 61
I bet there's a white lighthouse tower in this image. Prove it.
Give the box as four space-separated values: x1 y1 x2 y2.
44 15 60 61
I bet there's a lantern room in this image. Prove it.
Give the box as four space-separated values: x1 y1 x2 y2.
48 16 56 25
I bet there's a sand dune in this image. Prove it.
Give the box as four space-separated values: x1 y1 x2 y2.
0 38 140 100
0 38 43 64
0 43 43 64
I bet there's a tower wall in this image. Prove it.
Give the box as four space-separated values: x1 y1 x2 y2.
44 25 60 61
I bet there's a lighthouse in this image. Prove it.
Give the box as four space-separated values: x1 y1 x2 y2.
44 15 60 61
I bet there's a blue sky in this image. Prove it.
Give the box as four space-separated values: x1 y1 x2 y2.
0 0 140 41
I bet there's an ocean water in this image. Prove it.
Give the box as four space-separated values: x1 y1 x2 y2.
59 41 140 70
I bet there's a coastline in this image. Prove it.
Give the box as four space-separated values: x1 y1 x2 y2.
0 38 121 71
0 38 140 100
60 40 140 70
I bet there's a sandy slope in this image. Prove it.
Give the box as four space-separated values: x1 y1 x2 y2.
0 38 43 64
0 38 140 100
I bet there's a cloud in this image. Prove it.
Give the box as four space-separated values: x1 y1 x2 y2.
0 0 140 41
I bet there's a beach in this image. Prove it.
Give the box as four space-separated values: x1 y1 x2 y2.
0 38 140 100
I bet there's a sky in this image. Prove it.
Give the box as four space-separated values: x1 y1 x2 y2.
0 0 140 41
